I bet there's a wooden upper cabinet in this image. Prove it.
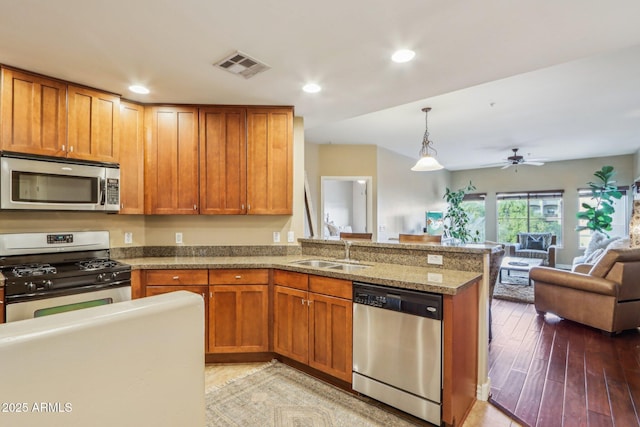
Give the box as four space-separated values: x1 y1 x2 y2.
67 85 120 162
246 107 293 215
199 107 247 214
0 68 67 156
118 101 145 214
144 106 199 215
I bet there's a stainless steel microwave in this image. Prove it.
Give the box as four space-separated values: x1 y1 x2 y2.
0 152 120 212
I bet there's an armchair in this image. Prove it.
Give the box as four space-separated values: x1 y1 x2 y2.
506 232 556 267
531 248 640 334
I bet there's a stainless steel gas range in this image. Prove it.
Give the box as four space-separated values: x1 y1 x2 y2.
1 231 131 322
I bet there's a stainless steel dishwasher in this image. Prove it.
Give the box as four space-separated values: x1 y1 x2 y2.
352 282 442 425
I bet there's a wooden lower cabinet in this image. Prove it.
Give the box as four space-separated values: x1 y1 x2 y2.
208 269 269 353
273 270 353 383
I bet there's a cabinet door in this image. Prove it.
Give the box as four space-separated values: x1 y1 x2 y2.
199 107 247 214
119 101 145 214
144 106 199 214
1 68 67 156
208 284 269 353
273 285 309 363
246 107 293 215
308 293 353 382
145 285 208 350
67 85 120 162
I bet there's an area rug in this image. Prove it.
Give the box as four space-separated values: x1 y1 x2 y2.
492 271 534 304
205 361 417 426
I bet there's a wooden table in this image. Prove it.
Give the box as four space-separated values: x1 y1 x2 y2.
499 256 544 286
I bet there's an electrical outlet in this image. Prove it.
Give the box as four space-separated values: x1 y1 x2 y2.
427 254 443 265
273 231 281 243
175 232 183 244
124 232 133 244
287 231 295 243
379 225 386 232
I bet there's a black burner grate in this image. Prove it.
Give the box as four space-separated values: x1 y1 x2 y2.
11 263 57 277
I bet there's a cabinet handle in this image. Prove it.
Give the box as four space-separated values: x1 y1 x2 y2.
172 276 180 280
194 204 197 210
235 275 242 279
209 292 212 298
241 204 245 210
121 203 124 209
307 300 312 306
301 298 305 305
69 145 74 153
247 204 251 211
61 144 66 152
202 293 206 299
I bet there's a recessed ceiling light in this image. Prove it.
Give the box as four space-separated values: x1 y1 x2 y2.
128 85 150 94
302 83 321 93
391 49 415 63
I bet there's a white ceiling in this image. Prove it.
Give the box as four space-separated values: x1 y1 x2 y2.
1 0 639 170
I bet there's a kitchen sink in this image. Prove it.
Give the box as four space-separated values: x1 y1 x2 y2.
289 259 341 268
289 259 371 271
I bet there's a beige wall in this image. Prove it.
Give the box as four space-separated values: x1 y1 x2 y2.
304 141 321 237
0 117 306 248
451 154 635 265
376 147 450 241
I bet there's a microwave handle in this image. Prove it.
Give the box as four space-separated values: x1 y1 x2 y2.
99 178 106 206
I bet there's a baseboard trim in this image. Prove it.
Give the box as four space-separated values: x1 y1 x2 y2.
476 377 491 401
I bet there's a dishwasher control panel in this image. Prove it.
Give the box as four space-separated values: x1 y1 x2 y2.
353 282 442 320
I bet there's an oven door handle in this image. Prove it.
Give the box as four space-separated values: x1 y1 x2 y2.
6 281 131 304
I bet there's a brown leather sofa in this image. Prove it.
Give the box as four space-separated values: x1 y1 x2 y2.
530 247 640 334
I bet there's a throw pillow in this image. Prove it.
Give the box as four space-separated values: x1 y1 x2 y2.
607 237 629 250
584 248 604 264
526 235 545 250
584 231 619 258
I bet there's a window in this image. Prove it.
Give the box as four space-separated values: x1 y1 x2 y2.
497 190 564 245
461 193 486 242
577 187 628 247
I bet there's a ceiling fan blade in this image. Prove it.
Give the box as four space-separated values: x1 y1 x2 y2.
501 164 513 169
523 161 544 166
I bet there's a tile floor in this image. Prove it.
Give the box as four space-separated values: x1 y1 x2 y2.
205 362 521 427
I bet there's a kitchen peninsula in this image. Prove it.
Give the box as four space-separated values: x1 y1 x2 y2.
117 238 501 427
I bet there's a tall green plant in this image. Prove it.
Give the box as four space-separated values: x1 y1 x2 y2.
576 165 622 235
443 181 480 243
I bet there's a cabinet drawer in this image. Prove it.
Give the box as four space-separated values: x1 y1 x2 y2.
273 270 309 291
144 269 208 286
209 269 269 285
309 275 352 299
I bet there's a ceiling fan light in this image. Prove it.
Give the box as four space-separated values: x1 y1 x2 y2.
411 155 444 171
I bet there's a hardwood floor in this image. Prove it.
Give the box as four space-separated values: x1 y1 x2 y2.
489 298 640 427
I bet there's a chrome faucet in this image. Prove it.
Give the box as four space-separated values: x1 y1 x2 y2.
344 240 352 261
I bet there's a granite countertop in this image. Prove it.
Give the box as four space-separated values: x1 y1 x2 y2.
120 255 481 295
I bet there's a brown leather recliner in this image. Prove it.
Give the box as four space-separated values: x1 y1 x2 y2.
531 247 640 334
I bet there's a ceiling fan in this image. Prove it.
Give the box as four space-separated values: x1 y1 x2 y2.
500 148 545 169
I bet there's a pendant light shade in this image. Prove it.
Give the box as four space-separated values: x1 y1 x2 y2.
411 107 444 171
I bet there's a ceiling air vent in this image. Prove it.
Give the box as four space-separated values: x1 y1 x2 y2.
214 51 270 79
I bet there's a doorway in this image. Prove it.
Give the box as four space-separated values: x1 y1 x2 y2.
321 176 373 239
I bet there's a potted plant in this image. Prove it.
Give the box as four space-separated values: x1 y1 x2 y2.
443 181 480 244
576 165 623 236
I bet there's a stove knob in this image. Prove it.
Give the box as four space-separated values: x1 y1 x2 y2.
97 273 105 282
42 280 53 290
26 282 36 293
111 272 119 279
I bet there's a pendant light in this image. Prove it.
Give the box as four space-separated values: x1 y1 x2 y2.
411 107 444 171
